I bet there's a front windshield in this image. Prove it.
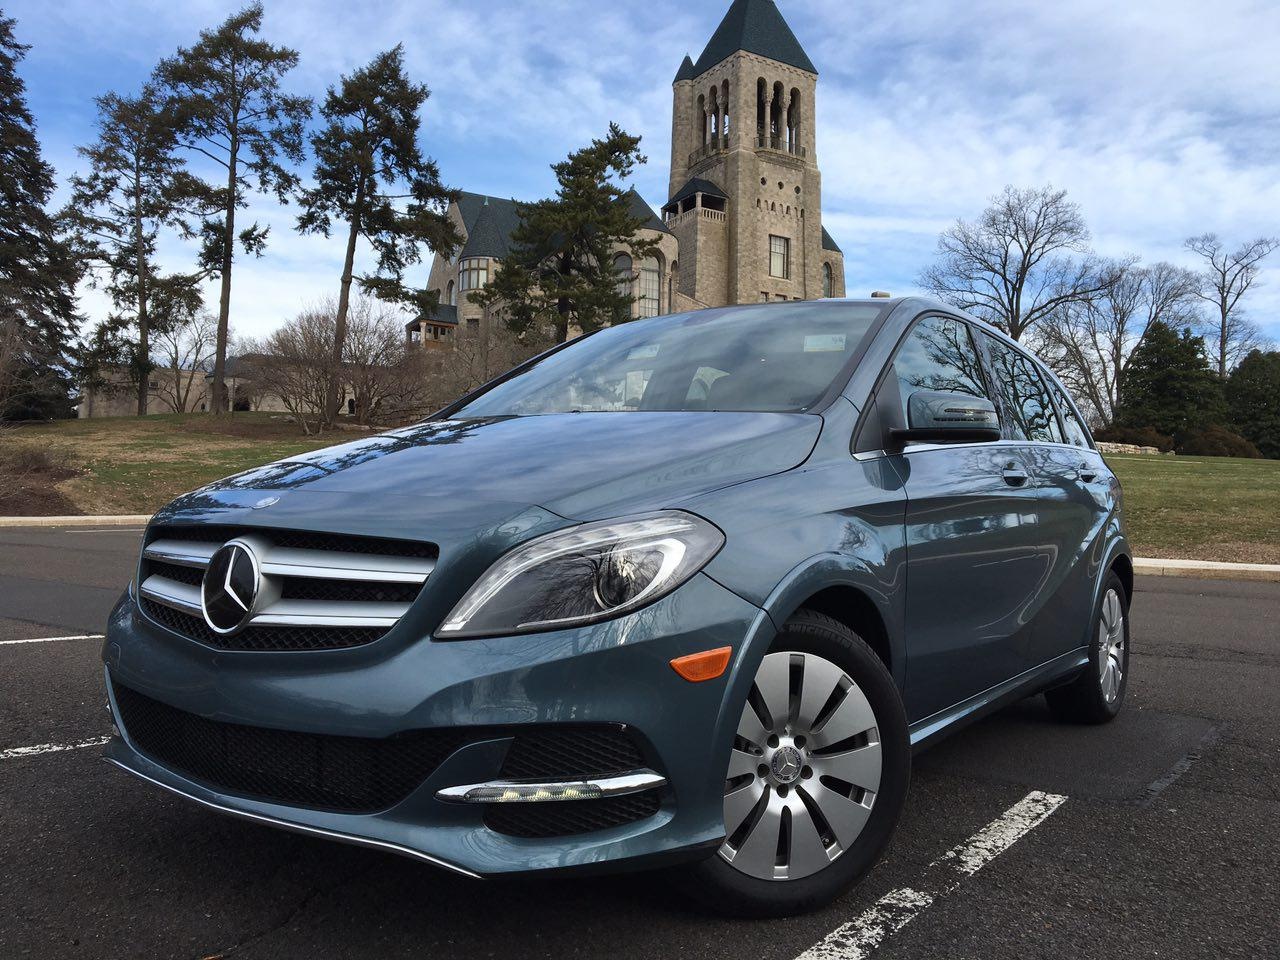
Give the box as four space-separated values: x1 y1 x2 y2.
451 301 887 416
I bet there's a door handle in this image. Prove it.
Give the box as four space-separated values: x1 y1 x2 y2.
1077 462 1098 483
1001 462 1029 487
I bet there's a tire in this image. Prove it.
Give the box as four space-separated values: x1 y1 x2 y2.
1045 571 1130 724
678 609 910 918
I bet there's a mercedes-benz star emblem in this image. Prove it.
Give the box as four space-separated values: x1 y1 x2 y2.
201 541 260 634
770 745 803 784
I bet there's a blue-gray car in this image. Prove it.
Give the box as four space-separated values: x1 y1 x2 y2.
103 297 1132 916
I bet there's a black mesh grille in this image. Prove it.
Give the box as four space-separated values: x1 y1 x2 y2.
279 578 422 604
113 683 468 812
500 728 645 780
147 561 204 586
139 597 389 652
484 792 662 838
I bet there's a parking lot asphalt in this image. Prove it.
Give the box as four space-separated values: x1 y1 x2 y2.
1 525 1277 959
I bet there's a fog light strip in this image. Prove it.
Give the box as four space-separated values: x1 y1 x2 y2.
435 769 666 804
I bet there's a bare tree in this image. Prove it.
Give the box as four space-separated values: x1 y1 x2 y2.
421 311 553 412
1184 233 1279 378
151 310 217 413
1036 260 1201 425
245 307 337 434
341 296 420 425
920 185 1117 341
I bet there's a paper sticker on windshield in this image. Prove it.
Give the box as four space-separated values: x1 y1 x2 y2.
803 334 846 352
627 344 660 360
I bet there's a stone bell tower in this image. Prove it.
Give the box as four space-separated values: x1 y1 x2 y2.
663 0 845 308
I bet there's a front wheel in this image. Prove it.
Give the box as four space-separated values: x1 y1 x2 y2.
680 609 910 917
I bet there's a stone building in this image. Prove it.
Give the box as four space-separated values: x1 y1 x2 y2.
408 0 844 345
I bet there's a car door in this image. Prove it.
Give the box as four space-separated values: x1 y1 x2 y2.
871 314 1049 723
974 332 1098 673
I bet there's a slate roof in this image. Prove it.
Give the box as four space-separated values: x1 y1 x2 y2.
623 187 671 234
668 177 729 207
457 193 521 259
406 304 458 330
692 0 817 77
674 55 697 83
821 226 842 254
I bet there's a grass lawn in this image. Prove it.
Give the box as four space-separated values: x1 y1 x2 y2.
0 413 341 516
2 415 1278 563
1105 453 1280 564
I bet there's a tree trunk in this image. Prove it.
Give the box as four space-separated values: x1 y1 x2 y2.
210 142 238 415
133 174 150 418
1218 303 1229 379
327 201 362 427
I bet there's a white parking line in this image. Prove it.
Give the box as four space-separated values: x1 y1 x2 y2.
0 634 104 646
0 736 110 761
795 791 1068 960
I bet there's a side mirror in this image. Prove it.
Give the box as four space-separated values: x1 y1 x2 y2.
889 391 1002 448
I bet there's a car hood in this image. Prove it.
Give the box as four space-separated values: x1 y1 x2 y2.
163 412 822 524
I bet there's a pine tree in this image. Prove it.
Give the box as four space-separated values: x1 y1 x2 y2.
1226 349 1280 459
1114 320 1225 441
0 11 80 418
477 124 660 343
65 85 207 415
156 2 310 413
297 45 459 425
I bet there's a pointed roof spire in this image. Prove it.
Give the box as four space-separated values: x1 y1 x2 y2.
674 54 696 83
692 0 817 77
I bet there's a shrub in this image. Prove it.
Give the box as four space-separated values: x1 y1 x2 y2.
1176 425 1262 459
1093 425 1175 452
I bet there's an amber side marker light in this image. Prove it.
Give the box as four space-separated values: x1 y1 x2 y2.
670 646 733 682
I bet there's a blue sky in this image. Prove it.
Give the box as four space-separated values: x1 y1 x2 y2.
8 0 1280 344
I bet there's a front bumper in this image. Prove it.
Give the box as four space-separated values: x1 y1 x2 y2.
103 572 773 877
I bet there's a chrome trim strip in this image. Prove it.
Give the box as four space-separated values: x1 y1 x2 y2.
250 599 410 628
143 540 219 568
139 575 203 614
258 547 435 584
104 757 482 879
436 769 667 804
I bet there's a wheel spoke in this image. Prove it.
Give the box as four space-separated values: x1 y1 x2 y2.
726 747 758 781
795 654 845 730
802 779 872 849
810 742 882 791
736 701 770 750
811 682 876 749
723 779 765 836
784 793 834 879
729 791 784 877
755 652 792 732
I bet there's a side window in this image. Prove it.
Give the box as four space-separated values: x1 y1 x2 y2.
979 334 1064 443
1048 379 1092 448
891 315 990 423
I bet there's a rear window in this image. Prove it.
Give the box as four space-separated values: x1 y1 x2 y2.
452 302 887 416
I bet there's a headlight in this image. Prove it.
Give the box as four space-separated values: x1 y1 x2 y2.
437 512 724 638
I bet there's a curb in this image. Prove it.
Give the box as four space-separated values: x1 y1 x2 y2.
1 515 1278 582
1132 558 1280 583
0 515 151 528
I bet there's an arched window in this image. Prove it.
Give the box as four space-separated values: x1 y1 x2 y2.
614 253 634 305
639 257 661 317
789 88 802 152
822 263 833 299
446 280 455 306
697 95 706 146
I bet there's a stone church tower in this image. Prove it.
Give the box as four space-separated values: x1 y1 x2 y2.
663 0 845 308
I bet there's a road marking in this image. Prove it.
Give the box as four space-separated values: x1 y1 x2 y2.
1 736 110 761
795 791 1067 960
0 634 104 646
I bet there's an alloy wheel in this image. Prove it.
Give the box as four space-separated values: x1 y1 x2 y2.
1098 588 1125 703
720 651 882 881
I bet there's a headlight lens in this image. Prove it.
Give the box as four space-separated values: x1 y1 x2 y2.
437 512 724 638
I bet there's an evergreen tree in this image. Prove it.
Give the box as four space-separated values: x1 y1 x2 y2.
1114 320 1225 440
297 45 459 425
0 11 79 418
1226 349 1280 459
65 85 207 415
156 2 310 413
477 124 659 343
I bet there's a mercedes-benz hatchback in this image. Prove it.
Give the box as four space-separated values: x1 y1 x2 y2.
103 298 1131 916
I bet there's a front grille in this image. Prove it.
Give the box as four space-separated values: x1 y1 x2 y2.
113 683 468 812
136 525 437 652
139 598 388 652
500 728 646 780
484 792 662 838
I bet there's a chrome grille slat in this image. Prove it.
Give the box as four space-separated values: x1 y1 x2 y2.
137 526 437 651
